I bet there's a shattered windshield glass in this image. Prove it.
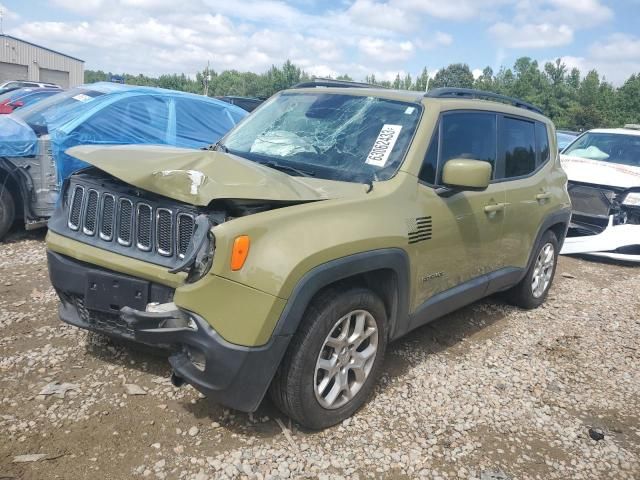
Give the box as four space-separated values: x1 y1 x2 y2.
563 132 640 167
223 92 422 183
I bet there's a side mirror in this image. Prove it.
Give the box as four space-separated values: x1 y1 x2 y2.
442 159 492 191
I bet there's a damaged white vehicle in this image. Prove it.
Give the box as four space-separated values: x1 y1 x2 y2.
560 126 640 262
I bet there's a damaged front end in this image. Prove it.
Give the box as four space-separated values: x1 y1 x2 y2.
561 182 640 262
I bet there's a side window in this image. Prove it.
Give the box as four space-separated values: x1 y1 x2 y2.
536 122 550 167
176 99 238 147
74 96 169 144
501 117 536 178
438 112 497 182
419 126 438 184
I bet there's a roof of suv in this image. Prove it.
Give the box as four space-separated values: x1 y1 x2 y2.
288 83 549 122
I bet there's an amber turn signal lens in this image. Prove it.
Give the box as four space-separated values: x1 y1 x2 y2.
230 235 250 271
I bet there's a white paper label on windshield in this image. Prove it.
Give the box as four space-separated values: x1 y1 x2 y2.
365 124 403 167
72 93 92 102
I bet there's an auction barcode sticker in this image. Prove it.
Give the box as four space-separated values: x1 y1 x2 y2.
72 94 92 102
365 124 403 167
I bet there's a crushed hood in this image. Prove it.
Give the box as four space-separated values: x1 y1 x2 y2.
66 144 367 206
561 154 640 189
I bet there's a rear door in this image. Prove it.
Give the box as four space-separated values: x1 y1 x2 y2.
498 117 556 271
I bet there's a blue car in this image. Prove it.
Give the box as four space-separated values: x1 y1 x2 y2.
0 82 247 239
557 130 580 151
0 87 62 114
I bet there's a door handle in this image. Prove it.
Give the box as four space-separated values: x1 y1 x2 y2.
484 203 507 214
536 192 552 201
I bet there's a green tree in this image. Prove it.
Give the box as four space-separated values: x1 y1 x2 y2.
616 74 640 125
429 63 474 89
414 67 429 92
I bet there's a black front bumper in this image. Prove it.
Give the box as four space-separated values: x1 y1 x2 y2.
47 251 290 412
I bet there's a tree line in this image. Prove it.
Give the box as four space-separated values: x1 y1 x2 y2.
85 57 640 130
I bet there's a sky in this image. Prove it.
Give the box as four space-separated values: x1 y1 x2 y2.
1 0 639 85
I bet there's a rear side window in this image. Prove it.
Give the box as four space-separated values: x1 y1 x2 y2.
439 112 497 181
536 122 550 167
176 99 242 147
501 117 536 178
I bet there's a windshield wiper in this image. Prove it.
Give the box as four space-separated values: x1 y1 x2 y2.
259 161 315 178
203 140 228 152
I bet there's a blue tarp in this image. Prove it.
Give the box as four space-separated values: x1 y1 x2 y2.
0 115 38 156
1 82 247 183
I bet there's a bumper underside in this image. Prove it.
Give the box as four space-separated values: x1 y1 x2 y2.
560 216 640 262
47 251 291 412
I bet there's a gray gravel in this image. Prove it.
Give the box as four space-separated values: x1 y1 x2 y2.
1 229 639 479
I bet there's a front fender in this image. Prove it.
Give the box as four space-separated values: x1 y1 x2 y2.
271 248 411 340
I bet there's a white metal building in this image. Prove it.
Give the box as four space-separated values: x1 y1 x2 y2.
0 34 84 88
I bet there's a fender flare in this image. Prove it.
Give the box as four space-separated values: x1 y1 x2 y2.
523 207 572 277
272 248 411 341
0 158 34 220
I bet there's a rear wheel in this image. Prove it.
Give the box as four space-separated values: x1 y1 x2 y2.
506 230 559 309
270 286 387 429
0 187 16 241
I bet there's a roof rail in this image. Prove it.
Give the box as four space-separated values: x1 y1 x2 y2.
292 78 386 89
425 87 544 115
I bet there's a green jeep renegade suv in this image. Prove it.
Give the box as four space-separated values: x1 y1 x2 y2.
46 81 571 429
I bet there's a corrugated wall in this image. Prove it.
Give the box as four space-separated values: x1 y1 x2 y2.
0 36 84 87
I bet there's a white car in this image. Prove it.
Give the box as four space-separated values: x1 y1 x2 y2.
560 125 640 262
0 81 61 90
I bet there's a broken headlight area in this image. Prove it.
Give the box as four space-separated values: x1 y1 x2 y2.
567 182 640 236
562 182 640 261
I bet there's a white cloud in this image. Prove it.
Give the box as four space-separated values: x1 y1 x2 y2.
394 0 508 21
489 22 573 48
589 33 640 63
472 68 483 79
538 0 613 27
6 0 634 86
345 0 419 32
488 0 611 50
549 34 640 85
0 2 20 22
358 37 415 62
415 32 453 51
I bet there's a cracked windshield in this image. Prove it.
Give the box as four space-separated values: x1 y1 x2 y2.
223 92 421 183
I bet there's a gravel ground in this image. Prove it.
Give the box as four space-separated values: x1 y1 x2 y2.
1 228 639 480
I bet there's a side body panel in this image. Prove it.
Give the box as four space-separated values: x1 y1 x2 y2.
411 182 506 308
1 136 57 223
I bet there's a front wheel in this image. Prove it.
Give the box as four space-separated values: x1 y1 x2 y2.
269 286 388 429
506 230 559 309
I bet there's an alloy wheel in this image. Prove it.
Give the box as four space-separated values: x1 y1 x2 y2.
314 309 379 409
531 242 555 298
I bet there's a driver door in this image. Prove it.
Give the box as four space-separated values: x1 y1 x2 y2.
411 111 506 310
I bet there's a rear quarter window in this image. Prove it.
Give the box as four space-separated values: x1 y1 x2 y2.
536 123 550 167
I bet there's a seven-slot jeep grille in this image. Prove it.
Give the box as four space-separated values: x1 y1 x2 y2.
65 179 197 265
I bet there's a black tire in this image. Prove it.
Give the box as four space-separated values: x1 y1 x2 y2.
269 286 388 430
0 186 16 241
506 230 559 309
